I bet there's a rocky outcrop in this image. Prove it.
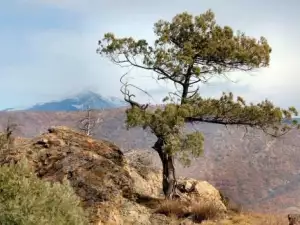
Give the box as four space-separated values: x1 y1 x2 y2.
1 126 136 224
0 126 227 224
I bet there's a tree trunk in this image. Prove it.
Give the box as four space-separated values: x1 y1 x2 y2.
86 108 91 136
153 137 177 199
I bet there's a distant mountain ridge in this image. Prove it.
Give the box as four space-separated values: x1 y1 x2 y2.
2 91 127 111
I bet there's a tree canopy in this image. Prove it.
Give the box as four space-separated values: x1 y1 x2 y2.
98 10 271 96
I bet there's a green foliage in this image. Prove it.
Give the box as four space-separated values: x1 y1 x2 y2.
125 91 297 165
0 159 88 225
126 104 203 166
182 92 297 128
97 9 271 86
97 9 298 166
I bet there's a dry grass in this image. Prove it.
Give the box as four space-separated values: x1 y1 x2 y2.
191 201 225 222
155 199 189 218
155 199 224 223
248 213 287 225
154 198 288 225
200 213 287 225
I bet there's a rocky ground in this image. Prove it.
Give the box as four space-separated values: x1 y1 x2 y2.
0 126 293 224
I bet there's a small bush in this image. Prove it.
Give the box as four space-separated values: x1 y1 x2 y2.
155 199 189 218
0 158 88 225
191 201 223 222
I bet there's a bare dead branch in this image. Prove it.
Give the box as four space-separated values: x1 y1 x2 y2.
120 69 153 110
78 106 102 136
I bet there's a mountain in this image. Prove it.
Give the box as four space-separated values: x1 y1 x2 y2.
2 108 15 112
4 91 127 112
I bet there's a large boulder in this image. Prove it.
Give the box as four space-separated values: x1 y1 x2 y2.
177 177 227 213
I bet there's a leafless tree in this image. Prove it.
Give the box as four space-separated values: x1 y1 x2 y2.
78 105 102 136
0 117 20 151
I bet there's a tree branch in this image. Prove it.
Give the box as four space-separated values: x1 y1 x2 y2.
120 70 150 110
185 115 296 137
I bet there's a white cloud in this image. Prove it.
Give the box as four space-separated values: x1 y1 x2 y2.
27 17 300 108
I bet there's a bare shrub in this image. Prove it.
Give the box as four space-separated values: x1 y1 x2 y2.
0 119 19 156
155 200 189 218
191 201 224 222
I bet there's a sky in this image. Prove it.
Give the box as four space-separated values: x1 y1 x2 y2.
0 0 300 110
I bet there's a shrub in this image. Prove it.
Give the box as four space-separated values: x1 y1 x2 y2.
155 199 189 218
0 158 88 225
191 201 224 222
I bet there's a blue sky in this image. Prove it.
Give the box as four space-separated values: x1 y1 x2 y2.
0 0 300 110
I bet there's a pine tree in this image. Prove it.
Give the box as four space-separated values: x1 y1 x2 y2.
97 10 298 199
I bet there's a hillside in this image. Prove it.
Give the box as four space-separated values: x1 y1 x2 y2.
0 109 300 213
1 126 291 224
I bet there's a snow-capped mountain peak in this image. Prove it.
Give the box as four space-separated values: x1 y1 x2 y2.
2 91 127 112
